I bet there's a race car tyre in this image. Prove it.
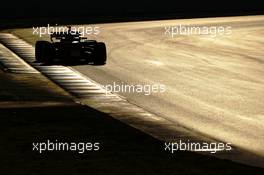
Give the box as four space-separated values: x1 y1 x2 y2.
93 42 107 65
35 41 50 62
43 42 53 63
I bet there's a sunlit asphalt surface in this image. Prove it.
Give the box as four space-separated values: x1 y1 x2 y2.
72 16 264 158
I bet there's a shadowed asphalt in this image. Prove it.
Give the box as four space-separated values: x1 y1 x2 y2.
0 65 263 174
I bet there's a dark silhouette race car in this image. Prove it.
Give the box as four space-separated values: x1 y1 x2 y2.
35 26 107 65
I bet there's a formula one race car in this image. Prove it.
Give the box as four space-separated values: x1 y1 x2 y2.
35 26 107 65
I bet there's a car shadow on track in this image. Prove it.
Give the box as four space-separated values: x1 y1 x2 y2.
35 60 106 66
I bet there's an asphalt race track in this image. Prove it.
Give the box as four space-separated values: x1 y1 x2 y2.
72 16 264 159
